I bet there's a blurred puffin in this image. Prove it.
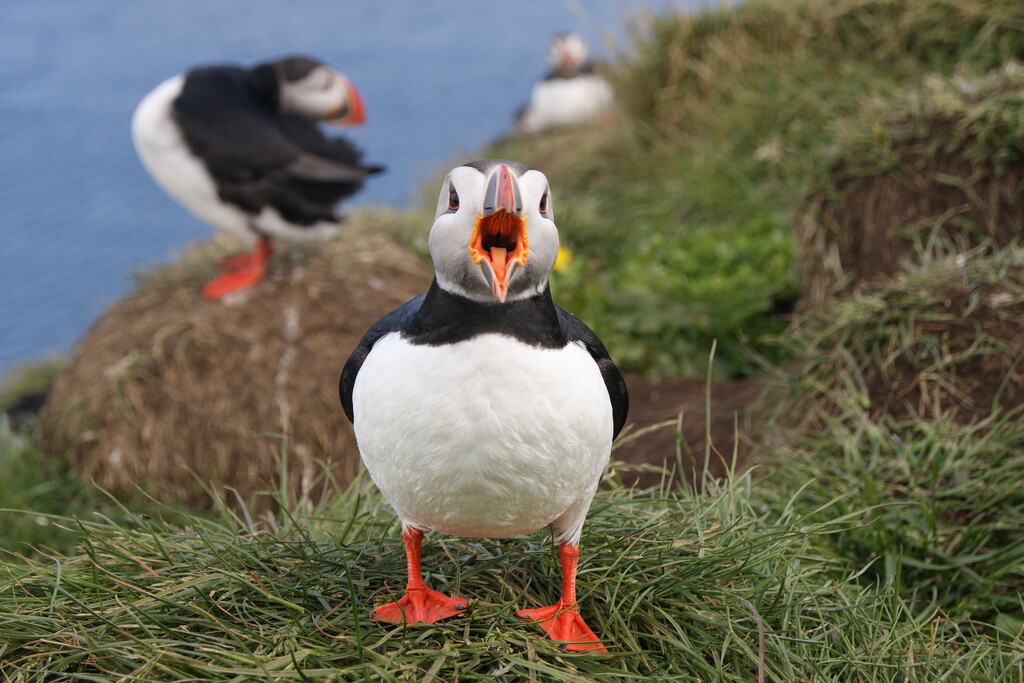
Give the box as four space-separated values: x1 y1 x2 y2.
516 32 614 133
131 55 383 298
340 159 628 652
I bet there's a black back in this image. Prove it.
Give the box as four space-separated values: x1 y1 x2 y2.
340 279 628 438
173 65 383 226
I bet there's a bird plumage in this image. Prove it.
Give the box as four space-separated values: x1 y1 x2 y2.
170 64 380 227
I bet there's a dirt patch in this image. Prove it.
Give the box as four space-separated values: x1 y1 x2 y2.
38 229 433 510
613 373 770 489
799 127 1024 307
861 275 1024 424
766 257 1024 439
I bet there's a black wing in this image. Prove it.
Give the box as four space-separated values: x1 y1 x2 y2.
173 67 382 225
339 294 426 423
555 306 629 439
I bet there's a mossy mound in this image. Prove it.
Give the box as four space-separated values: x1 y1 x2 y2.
37 222 432 509
758 246 1024 622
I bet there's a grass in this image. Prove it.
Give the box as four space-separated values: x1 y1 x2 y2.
819 60 1024 183
0 422 201 560
758 243 1024 628
0 360 62 409
0 423 120 557
3 454 1022 681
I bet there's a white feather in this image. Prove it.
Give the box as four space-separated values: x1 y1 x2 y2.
352 332 612 545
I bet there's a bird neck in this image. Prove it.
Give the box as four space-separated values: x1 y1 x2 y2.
241 64 280 109
401 278 567 349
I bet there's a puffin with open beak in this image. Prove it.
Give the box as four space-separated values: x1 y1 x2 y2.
340 159 628 652
131 55 383 299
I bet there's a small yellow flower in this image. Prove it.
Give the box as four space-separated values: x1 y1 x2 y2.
554 245 573 272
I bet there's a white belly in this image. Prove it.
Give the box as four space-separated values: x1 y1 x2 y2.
352 333 613 539
519 75 613 132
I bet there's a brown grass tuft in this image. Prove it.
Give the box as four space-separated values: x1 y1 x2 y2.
799 106 1024 306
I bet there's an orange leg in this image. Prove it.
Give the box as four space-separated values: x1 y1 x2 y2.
202 238 274 299
373 527 468 625
517 543 607 652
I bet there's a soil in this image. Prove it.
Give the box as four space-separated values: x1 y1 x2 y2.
613 374 770 489
798 139 1024 307
860 276 1024 425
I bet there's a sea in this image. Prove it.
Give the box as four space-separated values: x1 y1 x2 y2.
0 0 707 380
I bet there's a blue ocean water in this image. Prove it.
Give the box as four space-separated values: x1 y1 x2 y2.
0 1 702 379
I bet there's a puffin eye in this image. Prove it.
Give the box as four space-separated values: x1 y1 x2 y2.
448 184 459 212
539 189 549 215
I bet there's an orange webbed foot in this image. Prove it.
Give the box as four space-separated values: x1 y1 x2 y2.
201 267 266 298
518 601 607 652
202 239 273 299
373 586 467 625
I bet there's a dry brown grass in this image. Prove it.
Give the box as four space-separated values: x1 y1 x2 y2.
37 219 432 510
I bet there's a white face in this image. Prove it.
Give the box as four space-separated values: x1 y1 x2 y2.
278 65 352 119
548 33 588 71
429 162 559 303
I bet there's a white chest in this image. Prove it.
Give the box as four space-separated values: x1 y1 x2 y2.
520 75 613 132
352 333 613 538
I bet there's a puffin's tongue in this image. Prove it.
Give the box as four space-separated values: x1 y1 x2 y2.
490 247 507 277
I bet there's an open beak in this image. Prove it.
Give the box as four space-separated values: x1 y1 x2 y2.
468 163 529 302
327 78 367 127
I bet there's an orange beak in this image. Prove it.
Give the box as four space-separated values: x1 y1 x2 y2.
468 164 529 302
327 79 367 127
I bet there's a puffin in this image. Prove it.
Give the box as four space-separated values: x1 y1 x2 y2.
339 159 628 652
516 33 614 133
131 55 383 298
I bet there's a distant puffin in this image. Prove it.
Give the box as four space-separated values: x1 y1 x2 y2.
340 159 628 652
516 32 614 133
131 55 383 298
